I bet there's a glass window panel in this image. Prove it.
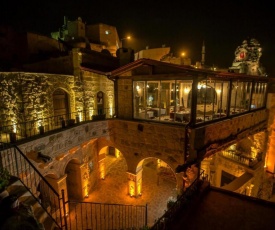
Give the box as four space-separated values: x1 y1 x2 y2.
173 80 192 123
133 81 146 119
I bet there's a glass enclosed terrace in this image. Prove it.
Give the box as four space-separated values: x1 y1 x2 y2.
133 76 267 125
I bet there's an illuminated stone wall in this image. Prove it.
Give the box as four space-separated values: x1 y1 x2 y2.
116 79 133 119
0 71 114 130
0 72 75 128
81 70 114 117
104 120 185 173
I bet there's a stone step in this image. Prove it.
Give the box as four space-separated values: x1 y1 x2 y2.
43 216 59 230
3 176 53 229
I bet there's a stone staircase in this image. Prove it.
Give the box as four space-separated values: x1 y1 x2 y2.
1 176 58 230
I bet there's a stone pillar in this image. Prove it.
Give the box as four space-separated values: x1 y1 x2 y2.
266 123 275 173
127 168 143 197
66 162 89 200
98 153 106 180
45 174 68 214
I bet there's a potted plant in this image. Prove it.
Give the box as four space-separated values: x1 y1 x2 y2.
0 167 10 200
167 196 176 209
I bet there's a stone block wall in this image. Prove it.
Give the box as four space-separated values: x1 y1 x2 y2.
0 72 75 129
82 70 114 117
0 70 115 132
116 79 133 119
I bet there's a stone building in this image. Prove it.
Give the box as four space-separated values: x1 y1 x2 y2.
1 23 275 229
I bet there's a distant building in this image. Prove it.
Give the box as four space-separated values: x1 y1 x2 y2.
51 16 120 57
229 38 266 76
135 46 192 65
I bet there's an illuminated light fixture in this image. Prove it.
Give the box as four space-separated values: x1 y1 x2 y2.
13 124 17 133
197 84 202 90
216 89 221 94
136 85 140 90
184 87 189 94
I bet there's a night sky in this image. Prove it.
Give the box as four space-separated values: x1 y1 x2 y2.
2 0 275 75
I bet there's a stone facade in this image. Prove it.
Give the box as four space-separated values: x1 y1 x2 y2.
0 70 114 134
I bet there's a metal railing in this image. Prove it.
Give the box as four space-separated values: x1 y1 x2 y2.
220 150 259 168
0 107 115 143
151 169 209 230
66 200 147 230
0 142 67 229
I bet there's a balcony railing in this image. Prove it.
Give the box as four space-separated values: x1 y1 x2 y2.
220 150 260 168
66 200 147 230
151 169 209 230
0 143 67 229
0 107 114 143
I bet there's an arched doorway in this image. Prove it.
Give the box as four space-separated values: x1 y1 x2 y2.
97 91 104 115
136 157 177 226
53 88 69 121
65 159 84 200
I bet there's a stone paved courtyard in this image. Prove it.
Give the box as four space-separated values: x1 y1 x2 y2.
85 155 178 227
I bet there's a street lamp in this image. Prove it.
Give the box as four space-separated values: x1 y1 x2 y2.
120 36 131 48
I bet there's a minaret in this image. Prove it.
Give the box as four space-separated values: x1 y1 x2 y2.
201 40 205 66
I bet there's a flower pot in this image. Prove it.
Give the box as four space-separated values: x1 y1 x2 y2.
9 132 16 143
67 119 75 126
39 126 44 135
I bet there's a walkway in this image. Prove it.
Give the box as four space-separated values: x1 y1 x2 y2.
85 155 178 227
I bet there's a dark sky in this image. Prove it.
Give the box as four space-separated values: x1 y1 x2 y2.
2 0 275 75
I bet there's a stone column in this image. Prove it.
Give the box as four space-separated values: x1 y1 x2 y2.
45 174 68 214
266 122 275 173
66 162 89 200
127 168 143 197
98 153 106 180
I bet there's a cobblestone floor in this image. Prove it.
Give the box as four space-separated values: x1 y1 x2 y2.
85 155 178 227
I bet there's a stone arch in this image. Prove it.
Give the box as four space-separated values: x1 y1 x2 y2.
48 77 76 118
64 158 85 200
98 145 128 180
129 157 178 197
52 88 70 122
96 91 105 115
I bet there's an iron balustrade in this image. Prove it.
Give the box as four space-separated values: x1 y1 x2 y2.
0 108 115 143
151 170 208 230
0 142 67 229
66 200 148 230
220 150 259 168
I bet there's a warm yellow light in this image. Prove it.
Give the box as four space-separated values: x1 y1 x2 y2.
184 87 190 94
197 84 202 90
129 180 135 197
181 52 185 57
78 112 82 122
216 89 221 94
115 149 120 158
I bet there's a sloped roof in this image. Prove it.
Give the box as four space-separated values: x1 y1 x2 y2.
107 58 270 82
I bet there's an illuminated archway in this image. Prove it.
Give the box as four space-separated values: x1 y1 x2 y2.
131 157 177 198
53 88 70 122
65 158 84 200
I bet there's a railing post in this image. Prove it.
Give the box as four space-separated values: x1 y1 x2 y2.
61 189 68 230
145 203 148 227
